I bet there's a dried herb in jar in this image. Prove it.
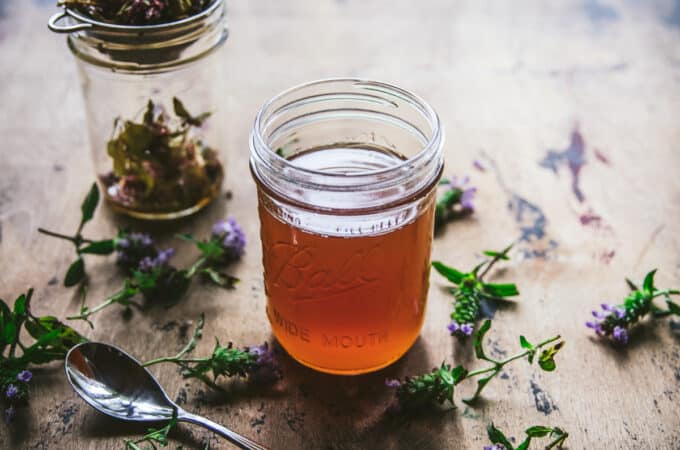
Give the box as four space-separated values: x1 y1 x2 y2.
101 98 223 214
57 0 215 26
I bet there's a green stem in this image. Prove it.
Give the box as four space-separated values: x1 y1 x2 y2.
67 288 136 321
478 243 515 281
37 228 93 246
467 335 561 378
143 356 210 367
186 255 208 279
653 289 680 298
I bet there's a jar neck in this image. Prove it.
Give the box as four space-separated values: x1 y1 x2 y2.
65 0 227 73
250 79 444 213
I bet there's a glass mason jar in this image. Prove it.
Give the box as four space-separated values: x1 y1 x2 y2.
250 79 444 375
48 1 228 220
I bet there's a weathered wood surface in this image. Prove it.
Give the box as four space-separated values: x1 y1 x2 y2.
1 0 680 448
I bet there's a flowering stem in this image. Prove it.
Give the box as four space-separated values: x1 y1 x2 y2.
185 255 208 279
37 228 93 246
67 288 136 321
467 335 561 378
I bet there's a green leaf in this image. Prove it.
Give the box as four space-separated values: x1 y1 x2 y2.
625 278 639 291
526 425 552 437
667 300 680 316
197 240 223 259
432 261 465 284
451 365 468 384
486 423 514 449
80 240 115 255
520 335 535 363
519 335 533 350
538 341 564 372
3 320 17 347
483 282 520 297
173 97 211 127
516 437 532 450
64 258 86 287
175 233 198 243
202 268 239 289
473 319 492 361
80 182 100 226
483 250 510 260
13 293 27 316
642 269 657 293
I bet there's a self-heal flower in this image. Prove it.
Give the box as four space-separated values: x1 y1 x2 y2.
612 326 628 344
247 342 281 385
116 231 158 271
586 269 680 345
5 384 18 399
16 370 32 383
385 379 401 388
460 323 474 336
211 217 246 261
435 174 477 231
138 248 175 272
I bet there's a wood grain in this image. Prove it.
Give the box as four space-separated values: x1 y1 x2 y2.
1 0 679 448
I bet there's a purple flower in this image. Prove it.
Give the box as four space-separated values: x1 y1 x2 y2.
612 326 629 344
4 405 15 423
247 343 280 385
614 307 626 320
116 231 158 270
445 175 477 211
385 379 401 388
211 217 246 261
460 323 474 336
585 321 604 336
483 445 505 450
460 187 477 211
5 384 18 399
447 321 460 334
17 370 32 383
138 248 175 272
591 310 607 319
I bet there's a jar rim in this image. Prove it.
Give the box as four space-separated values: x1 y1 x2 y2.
59 0 223 33
251 78 443 182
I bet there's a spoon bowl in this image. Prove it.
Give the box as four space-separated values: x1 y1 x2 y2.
65 342 268 450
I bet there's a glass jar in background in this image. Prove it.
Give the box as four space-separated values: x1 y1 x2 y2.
250 79 444 375
48 1 228 220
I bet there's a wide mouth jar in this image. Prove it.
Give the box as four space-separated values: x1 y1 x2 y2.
250 79 444 375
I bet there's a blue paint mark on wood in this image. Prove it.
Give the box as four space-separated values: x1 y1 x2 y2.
583 0 619 22
539 127 587 202
530 380 558 415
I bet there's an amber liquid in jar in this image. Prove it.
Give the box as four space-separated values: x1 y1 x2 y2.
258 146 437 375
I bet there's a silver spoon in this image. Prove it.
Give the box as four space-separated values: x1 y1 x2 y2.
64 342 269 450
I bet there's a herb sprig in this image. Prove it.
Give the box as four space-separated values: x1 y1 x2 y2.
124 409 178 450
433 244 519 337
385 320 564 411
435 175 477 232
485 423 568 450
586 269 680 344
38 183 116 287
57 0 214 26
1 289 86 422
143 315 281 391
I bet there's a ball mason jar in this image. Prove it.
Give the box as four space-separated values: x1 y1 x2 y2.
250 79 444 375
48 1 228 220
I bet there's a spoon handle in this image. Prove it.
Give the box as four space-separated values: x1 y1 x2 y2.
179 411 270 450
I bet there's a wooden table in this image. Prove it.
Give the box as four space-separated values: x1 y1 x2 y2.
1 0 679 448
